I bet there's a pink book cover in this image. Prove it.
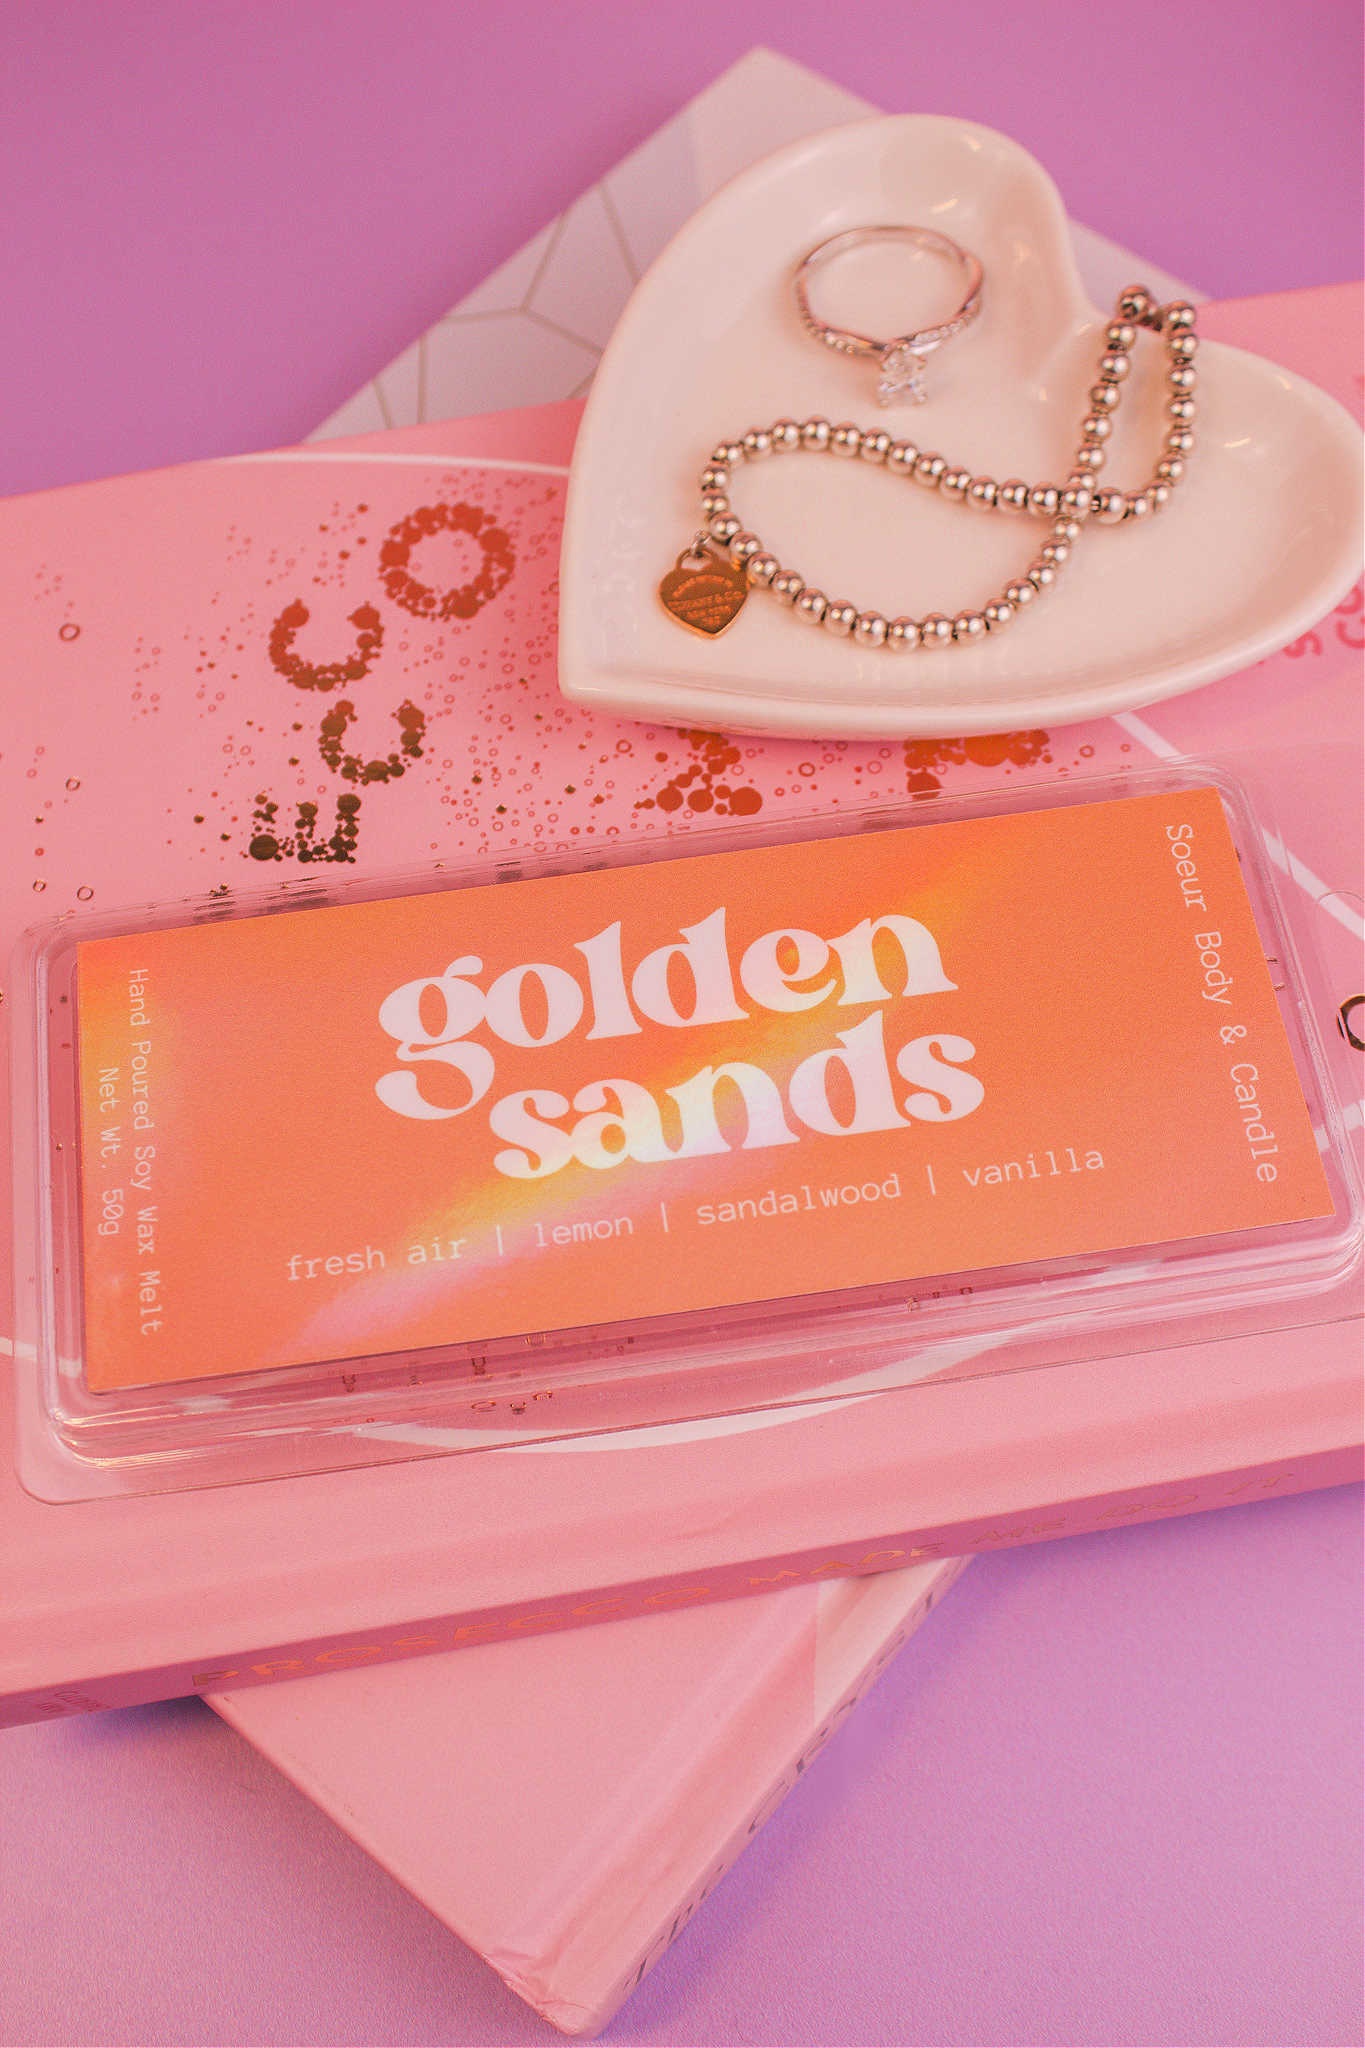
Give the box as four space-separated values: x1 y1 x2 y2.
0 290 1361 1732
211 1556 966 2035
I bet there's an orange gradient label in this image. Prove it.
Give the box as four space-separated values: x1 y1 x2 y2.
75 788 1332 1390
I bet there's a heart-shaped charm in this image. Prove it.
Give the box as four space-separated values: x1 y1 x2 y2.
659 550 748 636
560 116 1363 738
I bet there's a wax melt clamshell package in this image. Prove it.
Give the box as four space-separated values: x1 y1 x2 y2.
9 760 1359 1502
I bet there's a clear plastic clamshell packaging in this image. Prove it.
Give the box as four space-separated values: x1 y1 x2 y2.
10 761 1360 1504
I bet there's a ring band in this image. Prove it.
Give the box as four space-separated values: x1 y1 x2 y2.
794 226 984 407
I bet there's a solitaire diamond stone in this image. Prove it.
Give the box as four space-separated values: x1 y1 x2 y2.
877 344 928 407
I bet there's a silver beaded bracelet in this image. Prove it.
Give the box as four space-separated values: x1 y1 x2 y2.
659 286 1198 648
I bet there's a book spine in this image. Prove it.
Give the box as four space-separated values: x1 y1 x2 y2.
3 1441 1358 1729
567 1556 972 2037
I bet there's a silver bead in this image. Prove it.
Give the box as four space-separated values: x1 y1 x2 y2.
887 440 920 475
831 422 862 457
1029 484 1061 516
1004 580 1037 608
1053 516 1083 543
1098 351 1130 383
711 440 742 467
920 612 954 645
770 418 802 450
984 599 1014 630
1168 364 1197 392
1168 396 1196 424
1155 456 1185 485
1166 427 1195 454
968 475 999 509
1080 412 1112 443
708 512 741 543
886 617 920 651
746 551 780 586
742 427 773 459
823 600 857 637
1089 382 1121 412
1164 301 1198 331
1061 481 1093 518
728 530 762 564
953 610 987 642
854 610 888 646
942 467 972 500
997 478 1030 512
700 492 729 521
1074 445 1106 472
914 452 948 487
770 570 804 606
1168 332 1199 362
1026 561 1056 591
1118 285 1157 325
800 418 831 451
1040 541 1070 566
1106 321 1138 352
700 463 729 492
1123 492 1153 521
1148 482 1172 513
795 588 828 624
859 430 892 465
1093 488 1126 524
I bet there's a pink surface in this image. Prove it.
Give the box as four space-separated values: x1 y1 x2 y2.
1 11 1362 2047
1 1492 1359 2047
1 4 1360 505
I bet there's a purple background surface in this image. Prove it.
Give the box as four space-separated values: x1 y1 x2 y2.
1 6 1362 2046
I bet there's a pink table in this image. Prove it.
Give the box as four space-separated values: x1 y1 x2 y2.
1 9 1361 2045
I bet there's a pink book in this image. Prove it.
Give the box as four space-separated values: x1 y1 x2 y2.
212 1557 966 2035
1 288 1361 1733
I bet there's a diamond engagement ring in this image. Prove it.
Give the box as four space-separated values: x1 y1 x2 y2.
793 226 984 407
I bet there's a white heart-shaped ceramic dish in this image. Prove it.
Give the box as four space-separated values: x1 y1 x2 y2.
560 116 1363 738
